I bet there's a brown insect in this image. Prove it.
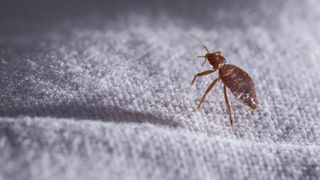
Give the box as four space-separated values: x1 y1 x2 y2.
190 35 258 132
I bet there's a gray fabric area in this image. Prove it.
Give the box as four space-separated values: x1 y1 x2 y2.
1 0 320 179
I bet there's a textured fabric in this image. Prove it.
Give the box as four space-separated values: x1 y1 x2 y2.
1 0 320 179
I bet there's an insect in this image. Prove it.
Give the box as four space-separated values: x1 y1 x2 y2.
190 35 258 132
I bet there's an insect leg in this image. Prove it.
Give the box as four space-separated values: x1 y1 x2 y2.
223 85 235 133
195 77 220 111
190 69 216 89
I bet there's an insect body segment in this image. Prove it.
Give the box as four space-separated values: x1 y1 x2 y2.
220 65 257 110
190 35 258 132
206 52 226 69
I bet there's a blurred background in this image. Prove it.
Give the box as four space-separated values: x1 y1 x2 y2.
0 0 284 34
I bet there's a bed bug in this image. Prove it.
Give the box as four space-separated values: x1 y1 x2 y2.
190 35 258 132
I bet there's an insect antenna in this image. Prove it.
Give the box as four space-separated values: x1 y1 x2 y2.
194 56 207 65
190 34 210 53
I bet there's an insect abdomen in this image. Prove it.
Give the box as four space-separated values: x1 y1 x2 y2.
220 64 258 110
